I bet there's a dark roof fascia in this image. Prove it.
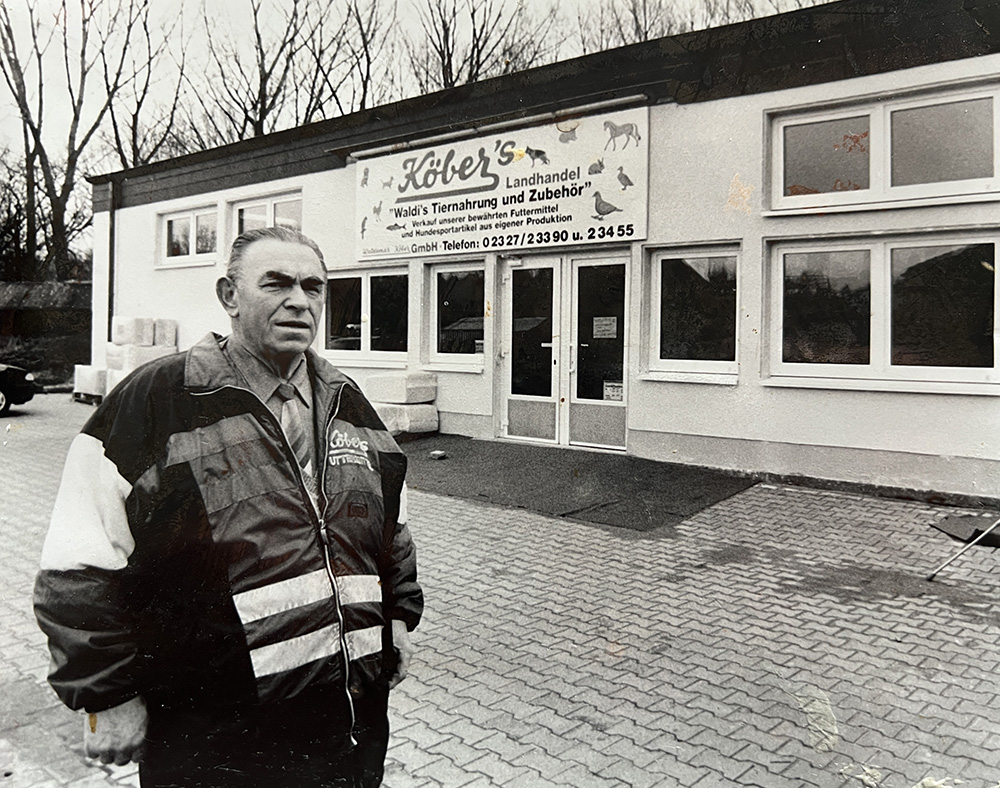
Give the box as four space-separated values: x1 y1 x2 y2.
90 0 1000 211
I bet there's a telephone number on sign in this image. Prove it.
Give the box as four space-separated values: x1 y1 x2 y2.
587 223 634 240
482 230 570 248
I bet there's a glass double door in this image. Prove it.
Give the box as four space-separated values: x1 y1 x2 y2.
501 254 627 449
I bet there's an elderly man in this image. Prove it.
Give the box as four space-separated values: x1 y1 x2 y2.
34 226 422 787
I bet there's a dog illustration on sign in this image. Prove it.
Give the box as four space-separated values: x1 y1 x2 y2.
525 147 549 166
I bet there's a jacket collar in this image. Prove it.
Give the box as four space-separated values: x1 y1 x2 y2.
184 333 352 393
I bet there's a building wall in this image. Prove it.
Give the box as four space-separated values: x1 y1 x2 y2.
627 53 1000 495
93 50 1000 497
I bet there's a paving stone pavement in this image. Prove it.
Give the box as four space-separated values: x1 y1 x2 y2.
2 395 1000 787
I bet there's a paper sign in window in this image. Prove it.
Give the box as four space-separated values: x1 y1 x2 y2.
603 381 623 401
593 316 617 339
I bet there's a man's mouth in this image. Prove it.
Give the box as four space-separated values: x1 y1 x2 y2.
276 320 311 330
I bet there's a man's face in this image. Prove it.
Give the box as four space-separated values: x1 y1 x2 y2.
227 239 327 367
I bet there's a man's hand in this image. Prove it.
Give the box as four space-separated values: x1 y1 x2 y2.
83 696 148 766
388 619 413 689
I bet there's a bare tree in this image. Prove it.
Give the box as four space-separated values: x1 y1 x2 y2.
575 0 696 53
0 0 152 280
179 0 354 148
294 0 399 119
103 5 189 168
404 0 564 94
573 0 829 53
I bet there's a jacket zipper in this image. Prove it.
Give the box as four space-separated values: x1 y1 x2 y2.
317 384 359 745
194 383 358 741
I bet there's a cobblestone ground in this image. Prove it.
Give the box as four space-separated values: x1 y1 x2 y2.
3 395 1000 787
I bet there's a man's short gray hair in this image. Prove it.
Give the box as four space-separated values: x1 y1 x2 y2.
226 226 326 282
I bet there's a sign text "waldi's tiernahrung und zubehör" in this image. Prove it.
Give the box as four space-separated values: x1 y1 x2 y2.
356 107 648 260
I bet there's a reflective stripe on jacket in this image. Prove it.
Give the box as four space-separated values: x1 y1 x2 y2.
34 333 422 727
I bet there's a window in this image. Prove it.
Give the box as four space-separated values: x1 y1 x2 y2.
234 195 302 235
159 208 217 266
649 249 738 376
432 265 485 357
770 235 998 387
326 271 408 355
772 89 998 210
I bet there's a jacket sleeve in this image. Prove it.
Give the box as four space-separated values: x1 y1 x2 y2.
379 455 423 632
33 381 150 712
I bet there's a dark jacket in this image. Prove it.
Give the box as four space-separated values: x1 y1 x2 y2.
34 334 422 736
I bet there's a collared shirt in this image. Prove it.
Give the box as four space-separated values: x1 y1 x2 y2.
222 336 315 472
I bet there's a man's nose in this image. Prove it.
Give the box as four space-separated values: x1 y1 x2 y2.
284 283 309 310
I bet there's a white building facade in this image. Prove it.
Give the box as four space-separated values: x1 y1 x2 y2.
88 0 1000 499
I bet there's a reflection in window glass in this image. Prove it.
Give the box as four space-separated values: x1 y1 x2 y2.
274 199 302 230
238 205 268 234
437 270 484 354
327 277 362 350
784 115 870 196
195 214 217 254
891 244 994 367
891 99 993 187
371 275 408 352
783 250 871 364
166 218 190 257
660 256 737 361
511 268 554 396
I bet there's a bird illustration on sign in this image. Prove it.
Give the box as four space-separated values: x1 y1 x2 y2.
592 192 622 220
617 167 633 191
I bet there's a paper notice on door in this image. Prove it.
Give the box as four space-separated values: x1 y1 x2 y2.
603 381 623 401
593 316 617 339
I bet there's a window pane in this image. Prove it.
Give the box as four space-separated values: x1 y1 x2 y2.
891 244 994 367
437 270 484 354
274 199 302 230
327 277 362 350
783 116 870 196
166 218 190 257
783 251 871 364
576 264 625 401
238 205 268 234
891 98 993 187
371 275 408 352
511 267 554 396
659 256 737 361
195 213 217 254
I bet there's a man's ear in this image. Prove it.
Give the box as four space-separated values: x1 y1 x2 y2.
216 277 239 318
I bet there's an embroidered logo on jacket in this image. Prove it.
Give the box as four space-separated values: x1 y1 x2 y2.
328 428 374 472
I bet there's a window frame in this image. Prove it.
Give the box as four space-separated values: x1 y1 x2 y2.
770 86 1000 212
646 245 741 382
157 206 219 268
767 232 1000 390
231 193 303 238
428 261 487 366
323 266 409 361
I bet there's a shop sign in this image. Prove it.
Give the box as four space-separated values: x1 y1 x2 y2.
356 106 648 260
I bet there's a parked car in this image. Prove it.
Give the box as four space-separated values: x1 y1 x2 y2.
0 363 42 415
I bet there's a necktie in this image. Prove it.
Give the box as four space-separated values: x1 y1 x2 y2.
276 382 312 476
